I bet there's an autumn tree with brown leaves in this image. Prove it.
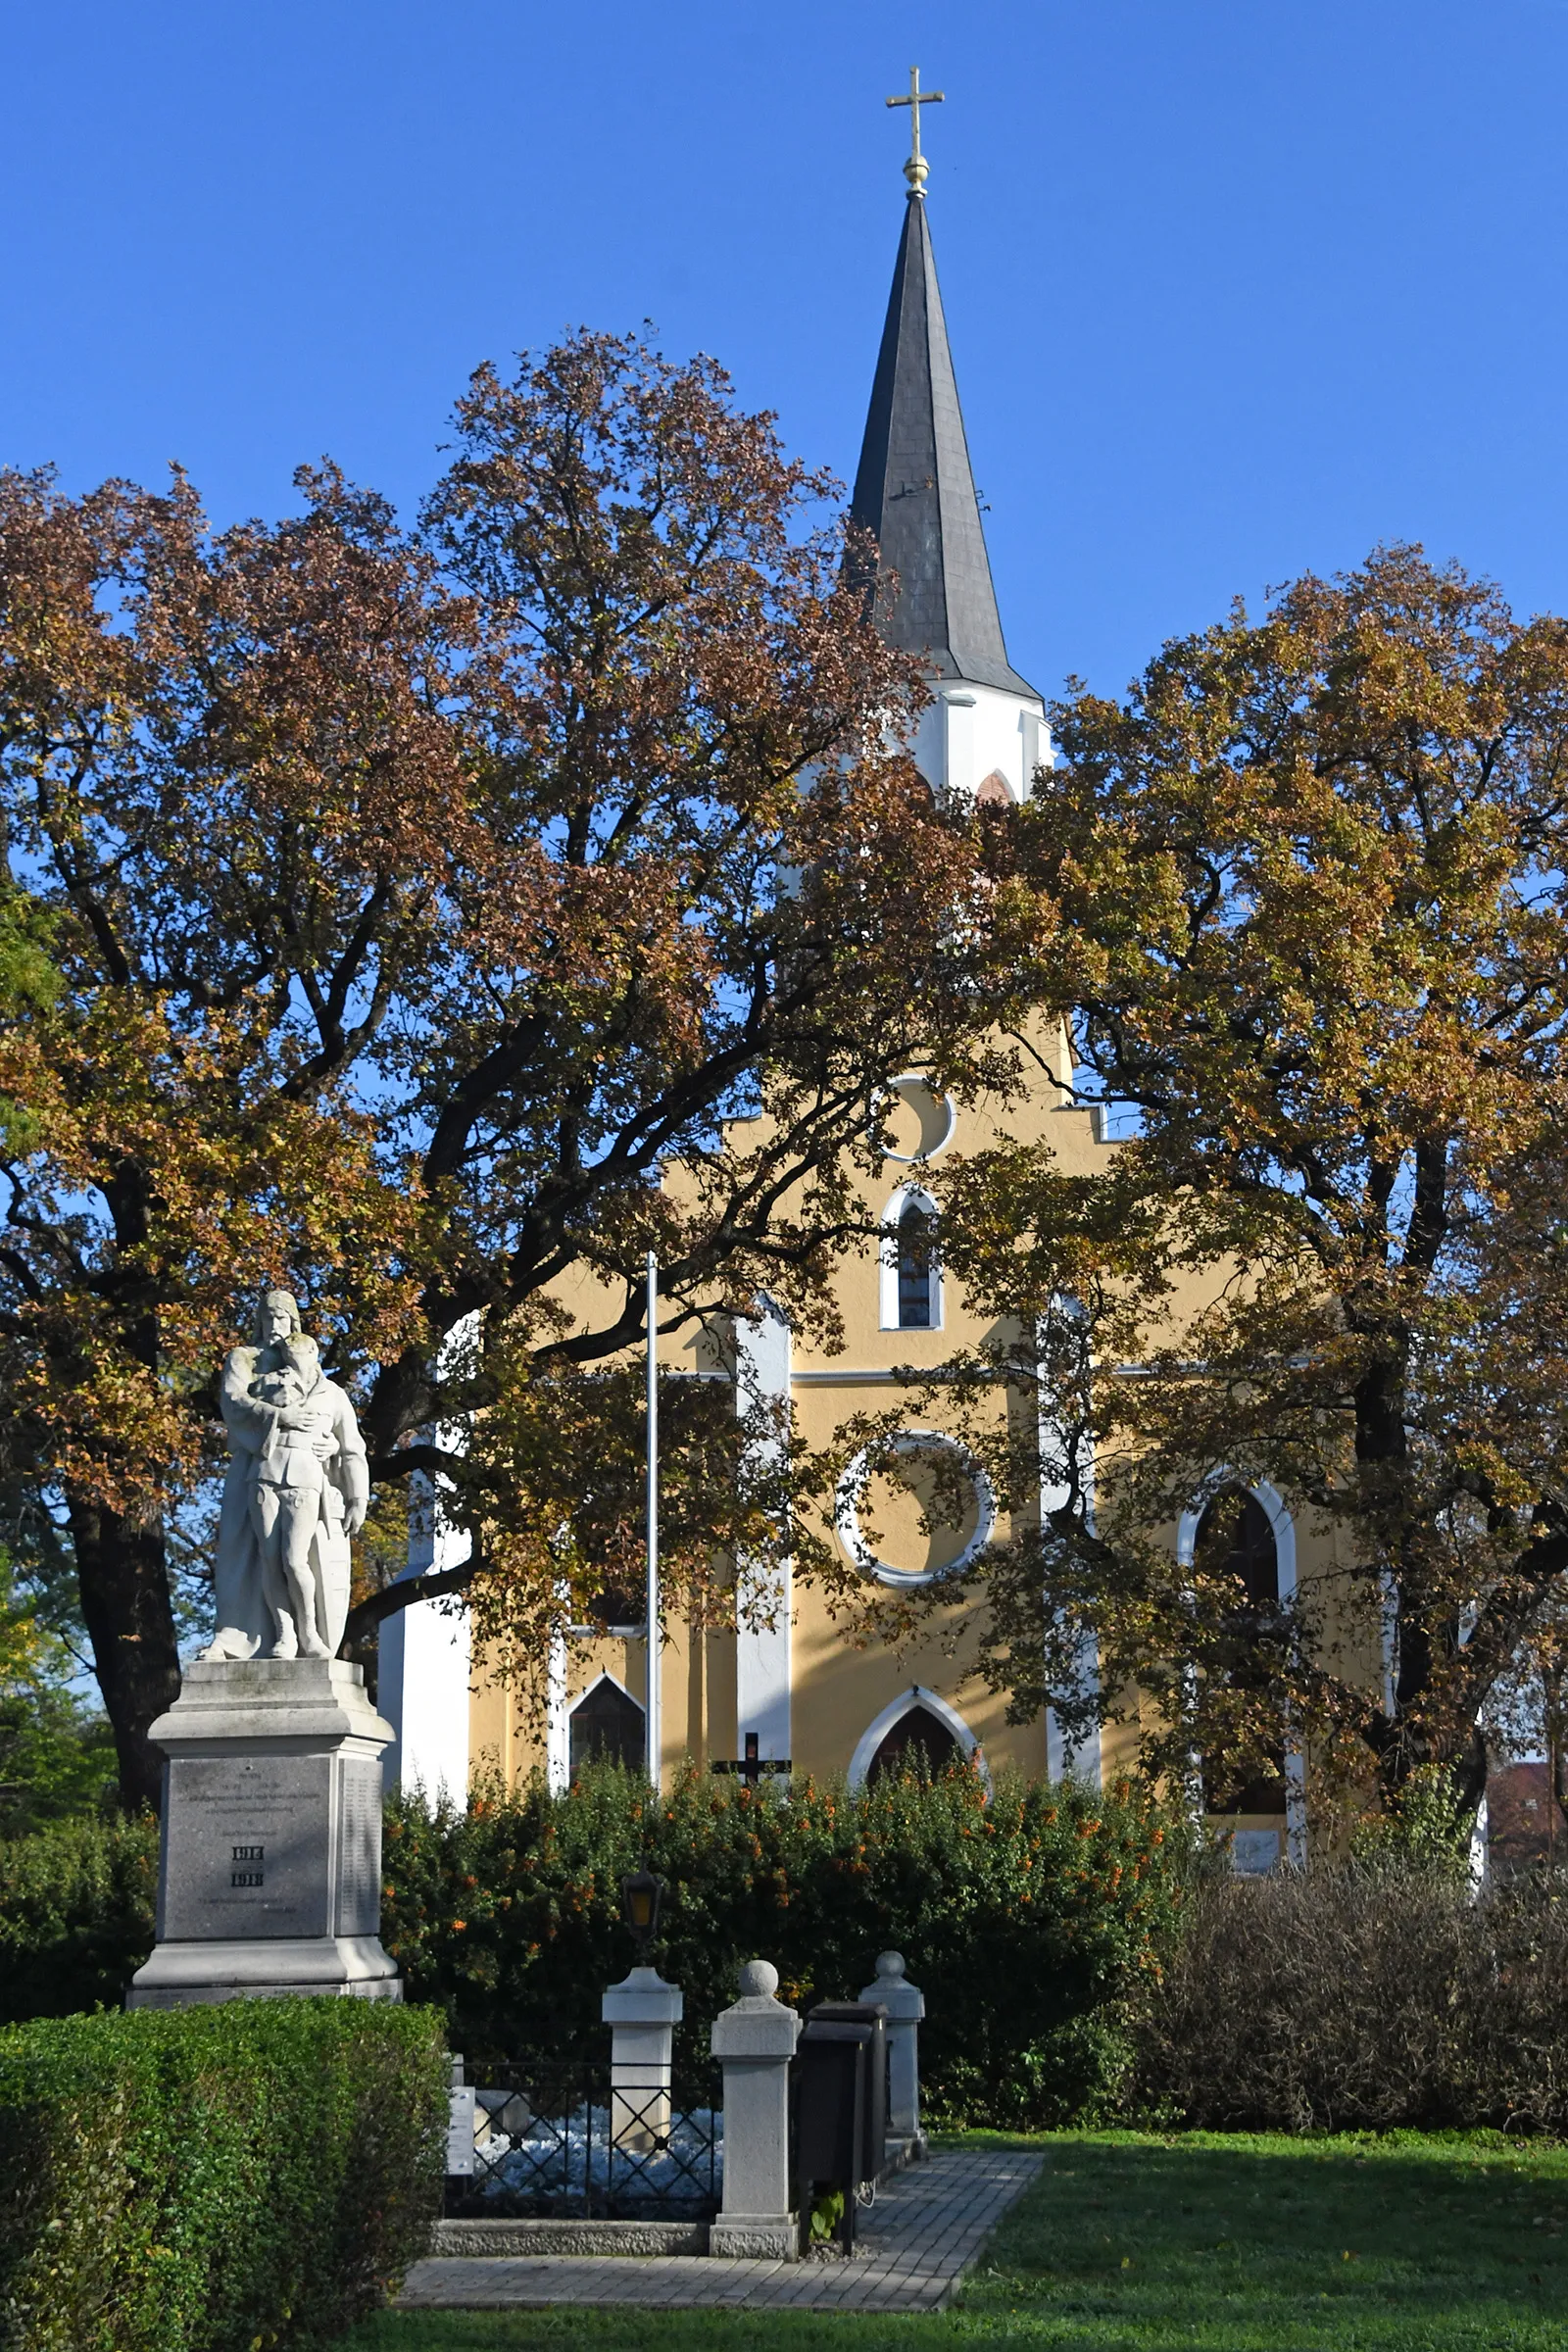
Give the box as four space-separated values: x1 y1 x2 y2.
891 547 1568 1821
0 331 1029 1809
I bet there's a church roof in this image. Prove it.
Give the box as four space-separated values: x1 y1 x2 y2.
850 192 1039 702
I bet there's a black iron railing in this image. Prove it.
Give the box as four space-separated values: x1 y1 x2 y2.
445 2060 721 2221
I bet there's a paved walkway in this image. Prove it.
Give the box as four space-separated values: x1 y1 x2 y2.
397 2146 1043 2313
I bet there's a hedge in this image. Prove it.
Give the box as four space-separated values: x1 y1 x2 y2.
381 1761 1188 2128
0 1998 448 2352
0 1811 157 2025
1136 1862 1568 2132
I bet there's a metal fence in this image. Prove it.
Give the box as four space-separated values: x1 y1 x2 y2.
446 2059 722 2221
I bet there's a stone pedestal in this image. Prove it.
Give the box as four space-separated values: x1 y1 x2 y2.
127 1657 401 2008
709 1959 800 2261
602 1963 682 2150
859 1950 925 2142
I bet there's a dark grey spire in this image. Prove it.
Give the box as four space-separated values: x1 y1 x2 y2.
850 194 1038 700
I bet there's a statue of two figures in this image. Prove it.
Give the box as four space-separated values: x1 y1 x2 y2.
201 1291 369 1664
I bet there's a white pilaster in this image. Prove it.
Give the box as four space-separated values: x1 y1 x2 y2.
910 681 1054 804
380 1494 471 1806
1040 1311 1102 1788
1046 1690 1102 1788
545 1617 569 1795
379 1315 476 1807
734 1298 792 1769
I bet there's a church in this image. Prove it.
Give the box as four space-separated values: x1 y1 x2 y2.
378 98 1329 1875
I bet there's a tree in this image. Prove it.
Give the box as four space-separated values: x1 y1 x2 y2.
0 331 1029 1809
0 1548 115 1830
892 546 1568 1814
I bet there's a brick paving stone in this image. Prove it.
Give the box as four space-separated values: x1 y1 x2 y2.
397 2149 1043 2314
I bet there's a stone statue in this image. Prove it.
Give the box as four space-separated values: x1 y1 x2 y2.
201 1291 370 1663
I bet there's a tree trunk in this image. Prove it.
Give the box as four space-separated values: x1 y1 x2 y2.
68 1493 181 1815
1350 1339 1427 1801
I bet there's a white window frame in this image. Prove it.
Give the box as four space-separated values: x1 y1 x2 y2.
834 1428 996 1588
848 1684 992 1793
881 1072 957 1163
879 1183 943 1331
1176 1473 1305 1871
560 1670 646 1785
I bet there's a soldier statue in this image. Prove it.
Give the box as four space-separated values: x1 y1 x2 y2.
201 1290 369 1662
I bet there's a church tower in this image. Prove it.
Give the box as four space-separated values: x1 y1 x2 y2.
850 79 1052 803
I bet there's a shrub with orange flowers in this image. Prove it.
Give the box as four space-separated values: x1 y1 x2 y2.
379 1760 1190 2129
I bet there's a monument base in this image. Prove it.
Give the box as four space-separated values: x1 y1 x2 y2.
127 1934 402 2007
128 1657 402 2012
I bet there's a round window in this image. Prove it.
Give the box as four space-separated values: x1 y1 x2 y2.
880 1074 957 1163
835 1430 996 1587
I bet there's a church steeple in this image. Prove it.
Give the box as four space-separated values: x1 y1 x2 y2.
849 185 1038 702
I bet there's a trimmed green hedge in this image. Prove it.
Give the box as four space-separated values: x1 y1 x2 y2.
0 1998 447 2352
381 1762 1188 2128
0 1768 1188 2131
0 1811 158 2024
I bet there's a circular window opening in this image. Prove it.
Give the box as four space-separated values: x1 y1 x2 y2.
881 1075 956 1163
835 1430 996 1587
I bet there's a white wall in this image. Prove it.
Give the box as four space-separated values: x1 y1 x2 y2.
909 682 1054 803
733 1298 793 1768
379 1315 476 1806
379 1488 472 1806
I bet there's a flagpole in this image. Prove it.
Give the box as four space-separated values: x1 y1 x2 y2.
645 1250 661 1788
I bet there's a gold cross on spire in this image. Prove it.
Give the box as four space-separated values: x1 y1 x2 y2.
886 65 944 197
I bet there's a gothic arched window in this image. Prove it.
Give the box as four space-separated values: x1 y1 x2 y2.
867 1703 960 1785
896 1197 939 1329
567 1677 645 1777
1195 1487 1286 1815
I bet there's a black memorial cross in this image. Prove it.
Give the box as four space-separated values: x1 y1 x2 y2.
711 1731 792 1786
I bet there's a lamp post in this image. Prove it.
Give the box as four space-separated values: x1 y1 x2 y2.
605 1862 677 2149
619 1863 664 1958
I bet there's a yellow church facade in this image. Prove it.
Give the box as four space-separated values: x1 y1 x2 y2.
379 158 1360 1875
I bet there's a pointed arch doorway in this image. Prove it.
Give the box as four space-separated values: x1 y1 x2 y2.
848 1687 989 1791
868 1704 958 1784
567 1675 646 1777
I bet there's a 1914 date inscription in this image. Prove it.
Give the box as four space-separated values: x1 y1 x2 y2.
230 1841 265 1888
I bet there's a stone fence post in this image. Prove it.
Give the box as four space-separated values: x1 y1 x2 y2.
602 1963 683 2151
859 1950 925 2143
710 1959 801 2260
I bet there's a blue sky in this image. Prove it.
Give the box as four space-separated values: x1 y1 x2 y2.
5 0 1567 702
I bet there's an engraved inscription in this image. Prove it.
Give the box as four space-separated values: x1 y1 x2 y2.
160 1754 331 1941
335 1755 382 1938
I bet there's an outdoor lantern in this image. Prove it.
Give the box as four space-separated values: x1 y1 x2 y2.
619 1864 663 1955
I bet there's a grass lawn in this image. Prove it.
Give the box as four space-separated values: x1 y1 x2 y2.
341 2127 1568 2351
